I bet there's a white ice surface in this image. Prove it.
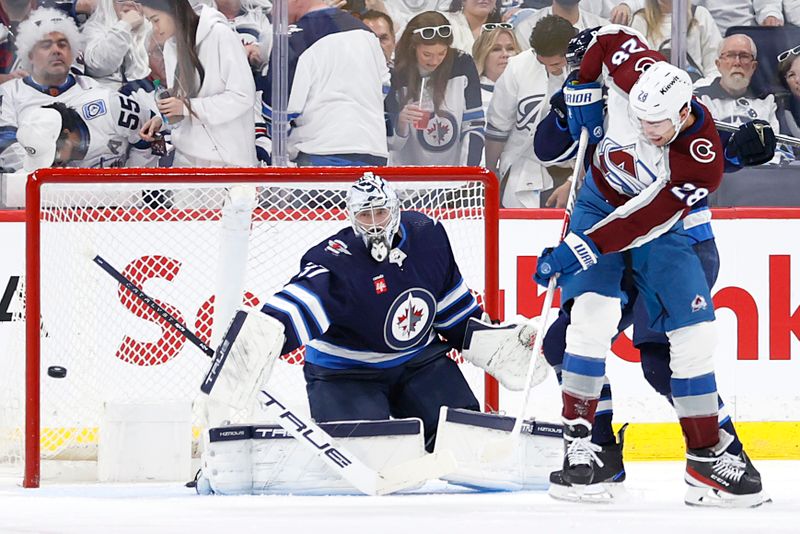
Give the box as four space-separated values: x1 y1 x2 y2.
1 461 798 534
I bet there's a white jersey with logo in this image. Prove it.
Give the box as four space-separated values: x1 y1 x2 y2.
486 50 567 206
0 74 158 170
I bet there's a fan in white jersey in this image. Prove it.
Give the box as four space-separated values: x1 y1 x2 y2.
17 100 157 170
0 6 160 170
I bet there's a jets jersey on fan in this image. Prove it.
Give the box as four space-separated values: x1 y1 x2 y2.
261 211 482 369
534 25 724 254
387 52 485 167
0 74 158 170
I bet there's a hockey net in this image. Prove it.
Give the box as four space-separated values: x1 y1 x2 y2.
1 166 499 487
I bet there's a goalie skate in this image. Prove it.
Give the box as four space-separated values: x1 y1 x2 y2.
684 430 770 508
548 424 628 503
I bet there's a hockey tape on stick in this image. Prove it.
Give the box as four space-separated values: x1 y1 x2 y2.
92 255 214 357
482 127 591 462
715 119 800 148
94 254 454 495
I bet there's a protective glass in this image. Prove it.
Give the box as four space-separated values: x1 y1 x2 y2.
777 44 800 63
412 25 453 40
481 22 513 32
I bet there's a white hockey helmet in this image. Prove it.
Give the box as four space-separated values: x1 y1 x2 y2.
346 172 401 262
15 7 83 72
629 61 693 142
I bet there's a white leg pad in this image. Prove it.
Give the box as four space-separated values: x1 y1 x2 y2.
667 321 717 378
461 315 548 391
200 419 431 495
200 308 285 419
565 293 621 357
434 407 563 491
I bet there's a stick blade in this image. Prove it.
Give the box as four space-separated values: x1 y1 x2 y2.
375 450 458 495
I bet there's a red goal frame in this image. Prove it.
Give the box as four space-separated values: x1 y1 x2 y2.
24 166 500 488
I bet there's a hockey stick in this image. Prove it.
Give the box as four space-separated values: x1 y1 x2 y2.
715 119 800 148
482 127 591 462
92 254 456 495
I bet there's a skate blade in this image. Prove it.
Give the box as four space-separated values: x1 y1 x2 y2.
684 486 772 508
548 482 624 503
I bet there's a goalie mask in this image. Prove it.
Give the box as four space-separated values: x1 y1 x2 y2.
346 173 401 262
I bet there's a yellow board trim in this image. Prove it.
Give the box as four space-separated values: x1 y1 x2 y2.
618 422 800 460
28 422 800 460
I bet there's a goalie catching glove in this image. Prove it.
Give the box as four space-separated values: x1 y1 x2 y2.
200 308 285 424
461 315 548 391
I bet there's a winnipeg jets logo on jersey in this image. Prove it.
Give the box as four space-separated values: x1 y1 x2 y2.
417 110 457 152
383 288 435 350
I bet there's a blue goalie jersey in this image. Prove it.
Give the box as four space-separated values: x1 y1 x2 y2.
261 211 482 369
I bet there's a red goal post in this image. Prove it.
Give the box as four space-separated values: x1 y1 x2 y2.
22 166 500 488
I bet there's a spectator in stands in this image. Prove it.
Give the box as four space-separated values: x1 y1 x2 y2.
374 0 449 38
694 34 780 136
214 0 272 70
442 0 502 54
630 0 721 81
513 0 607 51
579 0 643 24
81 0 152 89
386 10 485 166
257 0 389 166
362 8 396 67
694 0 782 37
0 0 94 84
471 25 520 111
485 15 574 207
777 45 800 139
138 0 257 167
0 8 159 171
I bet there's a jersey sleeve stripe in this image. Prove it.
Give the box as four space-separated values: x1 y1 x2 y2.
434 299 479 329
437 278 470 311
262 296 312 346
281 283 331 333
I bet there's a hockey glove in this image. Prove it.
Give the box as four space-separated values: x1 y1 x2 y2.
534 232 600 287
563 80 604 143
550 90 568 130
725 119 776 166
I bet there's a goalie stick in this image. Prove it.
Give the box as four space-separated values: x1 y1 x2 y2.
92 254 456 495
482 127 591 461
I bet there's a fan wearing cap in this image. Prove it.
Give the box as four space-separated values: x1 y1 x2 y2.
530 25 767 507
16 103 86 170
0 7 160 171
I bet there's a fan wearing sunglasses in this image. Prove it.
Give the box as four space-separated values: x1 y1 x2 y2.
442 0 503 54
777 44 800 143
386 10 485 166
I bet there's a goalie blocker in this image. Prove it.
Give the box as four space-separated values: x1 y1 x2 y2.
200 308 286 425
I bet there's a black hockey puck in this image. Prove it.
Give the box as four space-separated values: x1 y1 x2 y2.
47 366 67 378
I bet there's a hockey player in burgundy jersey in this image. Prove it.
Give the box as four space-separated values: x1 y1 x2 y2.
532 25 767 507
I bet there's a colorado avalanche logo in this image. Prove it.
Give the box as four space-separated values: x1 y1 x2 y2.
383 288 436 350
416 110 458 152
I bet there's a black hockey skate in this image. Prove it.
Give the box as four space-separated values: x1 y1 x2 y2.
548 423 628 502
684 430 770 508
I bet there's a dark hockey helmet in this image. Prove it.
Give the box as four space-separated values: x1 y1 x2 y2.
346 173 401 262
566 26 601 70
